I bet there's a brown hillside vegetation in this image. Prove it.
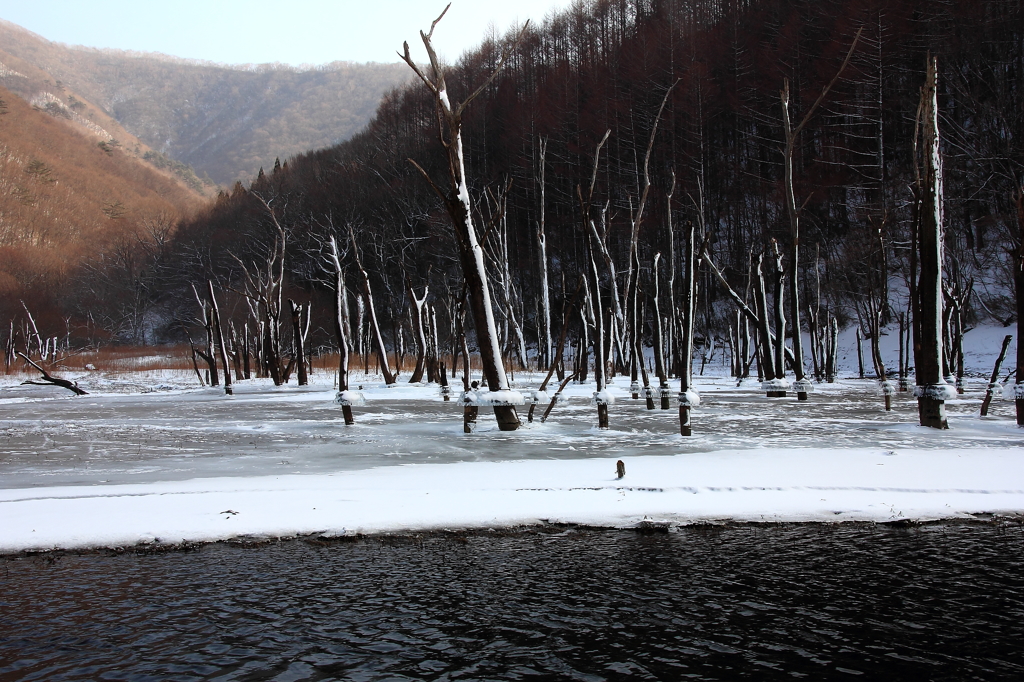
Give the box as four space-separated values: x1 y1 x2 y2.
0 19 412 185
0 83 201 335
0 33 213 195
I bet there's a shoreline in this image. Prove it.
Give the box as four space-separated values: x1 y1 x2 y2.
4 447 1024 556
6 514 1023 560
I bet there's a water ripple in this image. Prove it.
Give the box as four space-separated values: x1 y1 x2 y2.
2 523 1023 680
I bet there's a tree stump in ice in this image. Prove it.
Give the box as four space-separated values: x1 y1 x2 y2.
493 406 521 431
678 389 700 437
918 396 948 430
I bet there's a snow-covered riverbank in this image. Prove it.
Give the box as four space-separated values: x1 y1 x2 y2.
3 446 1024 554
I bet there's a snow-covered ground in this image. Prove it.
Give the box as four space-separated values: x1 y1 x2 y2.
1 325 1021 553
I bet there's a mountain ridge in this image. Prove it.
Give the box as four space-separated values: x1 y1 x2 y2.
0 18 411 185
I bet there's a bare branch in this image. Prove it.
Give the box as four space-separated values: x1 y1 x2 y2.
399 41 437 95
407 158 447 201
791 26 864 139
585 130 612 206
427 3 451 40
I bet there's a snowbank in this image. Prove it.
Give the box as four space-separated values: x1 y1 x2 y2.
3 447 1022 554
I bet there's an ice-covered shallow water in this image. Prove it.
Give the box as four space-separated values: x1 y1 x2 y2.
3 522 1023 681
1 374 1020 489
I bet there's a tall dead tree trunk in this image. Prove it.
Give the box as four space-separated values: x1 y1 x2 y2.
981 334 1012 417
207 281 232 395
913 56 951 429
192 285 218 386
779 29 861 402
576 130 613 426
401 7 526 430
289 300 308 386
536 136 552 370
348 223 396 385
4 320 15 374
589 247 609 428
329 237 356 424
897 313 907 391
407 279 429 383
856 328 865 379
1014 188 1024 425
229 321 244 381
666 172 678 378
679 220 699 435
651 253 670 409
770 241 787 394
754 254 777 388
943 280 970 394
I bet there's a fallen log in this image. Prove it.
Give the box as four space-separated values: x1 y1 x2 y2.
17 352 88 395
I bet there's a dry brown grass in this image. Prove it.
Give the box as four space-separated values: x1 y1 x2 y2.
56 345 196 373
4 347 529 382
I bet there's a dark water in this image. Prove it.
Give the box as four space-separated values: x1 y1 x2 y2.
3 523 1023 681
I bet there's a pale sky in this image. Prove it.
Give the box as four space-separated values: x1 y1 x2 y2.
0 0 577 66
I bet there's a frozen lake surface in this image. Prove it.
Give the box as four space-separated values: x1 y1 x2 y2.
1 372 1020 489
1 358 1023 553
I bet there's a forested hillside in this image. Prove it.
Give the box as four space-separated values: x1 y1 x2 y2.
0 84 203 341
9 0 1024 378
0 20 412 185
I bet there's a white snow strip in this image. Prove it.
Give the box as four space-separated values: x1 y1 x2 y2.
2 448 1022 553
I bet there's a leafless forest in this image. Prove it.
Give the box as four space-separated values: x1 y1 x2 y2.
5 0 1024 428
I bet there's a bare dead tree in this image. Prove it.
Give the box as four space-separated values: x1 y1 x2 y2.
651 253 670 409
665 171 678 376
400 5 528 431
347 222 396 385
4 320 15 374
779 27 863 401
208 280 233 395
191 284 218 386
942 279 971 394
536 136 552 370
406 278 429 383
182 325 206 386
328 236 357 424
528 276 584 422
229 194 288 386
981 334 1012 417
578 130 613 427
912 55 951 429
1015 187 1024 425
228 321 244 381
20 301 43 361
289 300 309 386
